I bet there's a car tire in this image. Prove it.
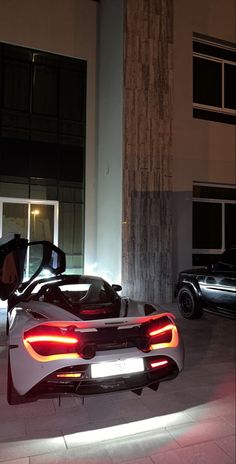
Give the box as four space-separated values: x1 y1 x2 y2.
177 286 203 319
7 353 21 405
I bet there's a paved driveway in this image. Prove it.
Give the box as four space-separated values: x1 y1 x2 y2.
0 304 235 464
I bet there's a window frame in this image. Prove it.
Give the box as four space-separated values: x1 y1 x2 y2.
192 183 236 256
193 53 235 115
192 34 236 124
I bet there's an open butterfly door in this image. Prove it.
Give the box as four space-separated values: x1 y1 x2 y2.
0 234 65 300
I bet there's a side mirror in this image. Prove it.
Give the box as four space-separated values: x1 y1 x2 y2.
112 284 122 292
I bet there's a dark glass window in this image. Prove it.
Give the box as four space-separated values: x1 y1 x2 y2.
33 65 58 116
193 202 222 249
225 204 236 249
193 57 222 107
4 59 30 111
192 184 236 266
193 185 236 201
193 36 236 125
0 43 87 274
60 68 86 121
224 63 236 110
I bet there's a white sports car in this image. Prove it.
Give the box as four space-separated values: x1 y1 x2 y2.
0 235 184 405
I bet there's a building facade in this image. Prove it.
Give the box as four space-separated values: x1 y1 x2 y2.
0 0 235 303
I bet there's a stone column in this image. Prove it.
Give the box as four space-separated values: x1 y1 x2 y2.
122 0 173 303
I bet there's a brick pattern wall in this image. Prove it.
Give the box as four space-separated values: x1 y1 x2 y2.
122 0 173 303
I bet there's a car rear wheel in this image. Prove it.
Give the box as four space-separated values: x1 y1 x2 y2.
177 286 203 319
7 353 22 405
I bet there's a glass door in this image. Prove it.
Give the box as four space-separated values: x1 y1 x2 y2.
0 198 58 278
1 202 28 239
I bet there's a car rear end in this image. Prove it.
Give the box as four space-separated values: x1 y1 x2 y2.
8 312 184 404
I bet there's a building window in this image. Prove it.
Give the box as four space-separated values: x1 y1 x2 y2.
0 43 86 274
193 33 236 125
192 183 236 266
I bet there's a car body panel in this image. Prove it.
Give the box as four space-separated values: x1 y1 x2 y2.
0 235 184 403
175 248 236 319
9 307 183 396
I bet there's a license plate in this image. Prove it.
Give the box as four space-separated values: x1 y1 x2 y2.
91 358 144 379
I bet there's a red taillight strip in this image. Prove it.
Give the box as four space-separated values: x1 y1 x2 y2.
24 335 78 344
150 360 168 369
149 323 174 337
150 324 179 350
23 339 80 362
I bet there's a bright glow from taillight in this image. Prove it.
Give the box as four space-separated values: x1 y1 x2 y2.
150 360 168 369
146 317 179 350
23 326 80 361
24 335 78 344
56 373 82 378
149 323 174 337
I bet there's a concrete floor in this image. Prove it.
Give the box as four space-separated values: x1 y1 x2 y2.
0 303 235 464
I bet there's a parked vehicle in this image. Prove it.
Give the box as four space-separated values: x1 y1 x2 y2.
0 234 184 404
175 248 236 320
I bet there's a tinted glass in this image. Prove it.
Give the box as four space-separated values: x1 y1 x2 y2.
224 63 236 110
193 202 222 249
0 178 29 198
193 185 236 201
59 203 84 274
60 68 86 121
225 204 236 249
3 59 30 111
2 203 28 238
30 204 54 243
220 249 236 266
193 57 222 107
28 244 44 279
192 253 222 266
33 65 58 116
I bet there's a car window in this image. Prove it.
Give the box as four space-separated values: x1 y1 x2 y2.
206 276 216 284
60 281 111 304
220 278 236 287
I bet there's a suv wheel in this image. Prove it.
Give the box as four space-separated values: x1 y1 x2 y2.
177 286 203 319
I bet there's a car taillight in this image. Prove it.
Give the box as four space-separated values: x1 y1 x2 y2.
24 326 79 358
150 359 168 369
24 324 98 361
25 335 78 344
149 323 174 344
149 317 179 350
138 316 178 352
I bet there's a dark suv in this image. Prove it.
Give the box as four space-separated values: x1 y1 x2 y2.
175 248 236 320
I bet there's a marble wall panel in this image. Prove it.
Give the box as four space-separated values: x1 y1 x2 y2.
122 0 173 303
